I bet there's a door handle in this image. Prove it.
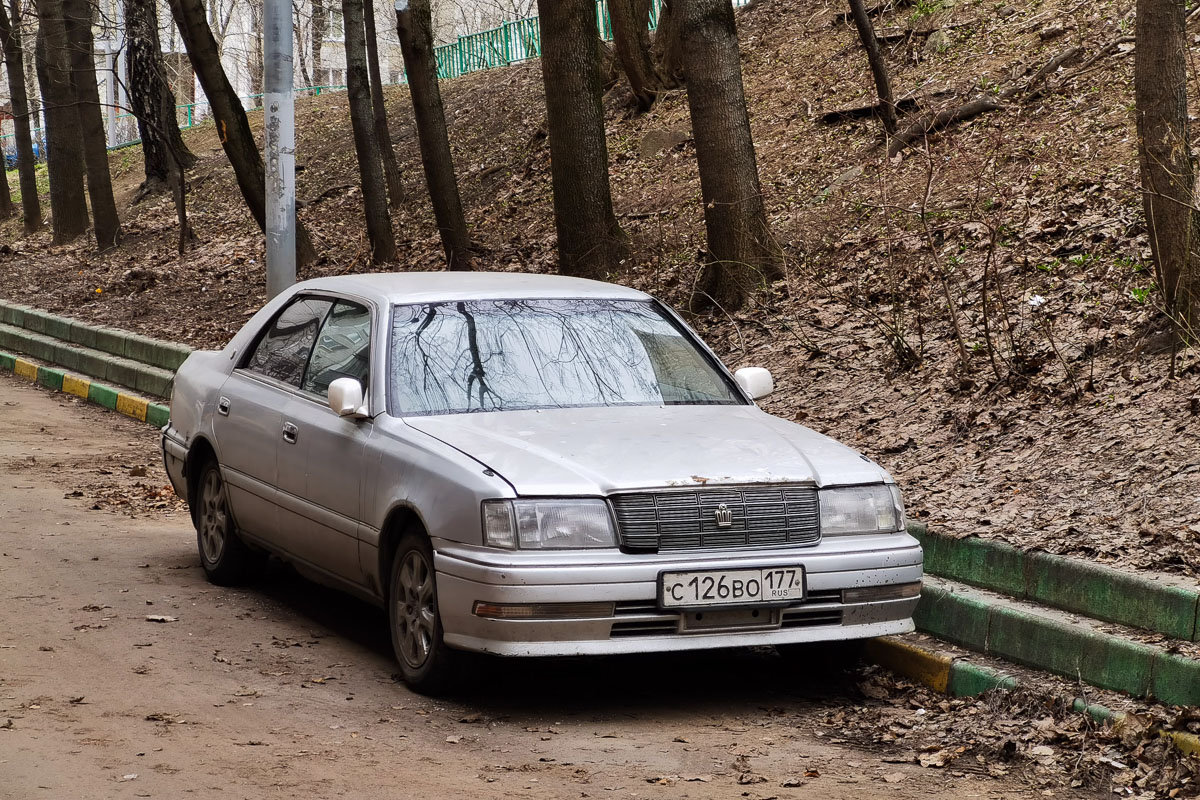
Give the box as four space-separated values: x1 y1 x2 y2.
217 396 231 416
282 422 299 444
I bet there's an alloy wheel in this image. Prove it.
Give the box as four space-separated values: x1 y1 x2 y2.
395 549 436 669
199 468 228 564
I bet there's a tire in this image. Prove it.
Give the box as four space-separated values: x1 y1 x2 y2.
388 532 458 694
194 459 265 585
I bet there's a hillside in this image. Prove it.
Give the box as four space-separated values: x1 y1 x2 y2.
1 0 1197 576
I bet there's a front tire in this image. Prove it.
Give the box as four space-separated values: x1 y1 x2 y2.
194 459 264 585
388 533 458 694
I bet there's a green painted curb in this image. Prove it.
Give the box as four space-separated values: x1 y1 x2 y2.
86 381 120 411
867 635 1200 759
915 583 1200 706
0 299 192 371
947 659 1018 696
909 523 1200 642
35 365 64 391
146 403 170 428
0 322 175 400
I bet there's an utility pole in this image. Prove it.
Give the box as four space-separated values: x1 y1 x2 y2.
264 0 295 298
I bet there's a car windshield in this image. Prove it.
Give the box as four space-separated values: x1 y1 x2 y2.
388 298 744 415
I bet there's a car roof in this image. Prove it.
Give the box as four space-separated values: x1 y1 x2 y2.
292 272 652 305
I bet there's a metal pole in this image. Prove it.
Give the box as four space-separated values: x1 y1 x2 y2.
264 0 296 299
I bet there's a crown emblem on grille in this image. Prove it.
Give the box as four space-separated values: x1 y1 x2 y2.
714 503 733 528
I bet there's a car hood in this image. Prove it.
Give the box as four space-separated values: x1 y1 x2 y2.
401 405 890 496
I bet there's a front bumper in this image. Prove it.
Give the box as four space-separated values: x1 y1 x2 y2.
433 536 922 657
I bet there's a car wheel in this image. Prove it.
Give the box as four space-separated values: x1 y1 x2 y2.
194 459 264 585
388 533 458 694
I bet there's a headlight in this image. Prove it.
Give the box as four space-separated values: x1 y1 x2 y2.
820 484 905 535
481 499 617 549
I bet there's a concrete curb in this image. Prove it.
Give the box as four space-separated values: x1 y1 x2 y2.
0 350 170 428
0 300 192 371
865 635 1200 758
909 522 1200 643
913 580 1200 707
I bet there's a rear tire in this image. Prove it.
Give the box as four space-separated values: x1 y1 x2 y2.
194 459 265 585
388 532 458 695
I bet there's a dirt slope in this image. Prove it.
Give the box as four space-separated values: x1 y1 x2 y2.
0 0 1197 576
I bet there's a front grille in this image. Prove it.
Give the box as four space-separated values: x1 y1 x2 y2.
610 485 820 552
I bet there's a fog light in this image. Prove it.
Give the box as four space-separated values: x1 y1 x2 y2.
842 582 922 604
472 601 616 619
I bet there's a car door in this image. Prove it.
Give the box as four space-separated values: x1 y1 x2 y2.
275 299 374 585
215 295 334 545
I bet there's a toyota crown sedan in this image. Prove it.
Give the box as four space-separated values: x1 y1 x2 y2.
162 272 922 692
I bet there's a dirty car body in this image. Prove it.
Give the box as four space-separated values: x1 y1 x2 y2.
163 273 922 690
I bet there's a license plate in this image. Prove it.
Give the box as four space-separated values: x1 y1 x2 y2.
658 566 805 609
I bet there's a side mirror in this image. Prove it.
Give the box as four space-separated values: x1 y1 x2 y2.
328 377 367 418
734 367 774 400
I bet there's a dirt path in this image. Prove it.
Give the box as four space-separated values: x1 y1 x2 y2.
0 375 1097 799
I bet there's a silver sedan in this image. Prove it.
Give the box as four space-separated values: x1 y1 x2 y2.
162 272 922 692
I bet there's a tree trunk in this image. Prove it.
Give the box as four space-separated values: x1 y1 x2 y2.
652 0 685 86
609 0 667 111
35 0 89 244
312 0 326 81
363 0 403 204
1135 0 1200 331
395 0 472 270
63 0 121 250
0 0 40 232
535 0 626 279
168 0 318 267
848 0 897 135
343 0 396 262
248 5 264 97
682 0 781 311
0 151 12 219
126 0 196 193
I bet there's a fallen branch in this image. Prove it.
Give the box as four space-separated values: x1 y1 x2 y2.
820 96 921 124
299 184 355 208
1028 36 1133 98
887 97 1004 156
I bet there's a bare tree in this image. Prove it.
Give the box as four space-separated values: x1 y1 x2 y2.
609 0 669 111
168 0 319 267
1135 0 1200 331
682 0 781 310
64 0 121 250
0 0 40 232
247 3 264 96
363 0 403 203
126 0 196 195
652 0 685 85
847 0 896 135
535 0 626 279
35 0 88 243
312 0 327 80
395 0 472 270
343 0 397 262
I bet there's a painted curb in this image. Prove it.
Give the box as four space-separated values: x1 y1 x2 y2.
865 635 1200 759
1 350 170 428
913 581 1200 707
908 523 1200 643
0 322 176 399
0 299 192 371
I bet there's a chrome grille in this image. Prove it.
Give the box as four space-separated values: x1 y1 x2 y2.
610 485 820 552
